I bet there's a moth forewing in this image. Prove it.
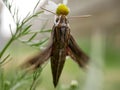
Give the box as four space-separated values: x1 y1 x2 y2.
51 15 70 87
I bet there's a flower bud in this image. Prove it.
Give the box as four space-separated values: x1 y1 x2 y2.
70 80 78 88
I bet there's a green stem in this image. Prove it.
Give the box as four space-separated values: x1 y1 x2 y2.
0 37 14 58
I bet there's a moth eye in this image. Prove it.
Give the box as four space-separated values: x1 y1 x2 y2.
56 18 59 22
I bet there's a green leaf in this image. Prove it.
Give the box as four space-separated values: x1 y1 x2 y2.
0 54 11 64
9 24 14 37
33 0 41 14
22 11 43 25
40 29 52 33
31 38 48 47
22 25 32 35
28 33 37 42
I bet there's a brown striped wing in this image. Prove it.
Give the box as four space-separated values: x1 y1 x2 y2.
51 26 70 87
68 35 89 68
22 43 52 69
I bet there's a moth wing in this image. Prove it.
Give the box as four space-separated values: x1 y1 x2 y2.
22 41 52 69
68 35 89 68
51 47 66 87
51 26 69 87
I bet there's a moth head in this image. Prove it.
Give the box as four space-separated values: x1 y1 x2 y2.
56 4 70 16
55 15 69 26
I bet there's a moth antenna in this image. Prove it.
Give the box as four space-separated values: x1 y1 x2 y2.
68 15 92 19
41 7 57 15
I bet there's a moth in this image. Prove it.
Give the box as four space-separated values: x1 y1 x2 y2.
23 4 89 87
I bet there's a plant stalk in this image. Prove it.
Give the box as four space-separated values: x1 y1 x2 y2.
0 37 14 58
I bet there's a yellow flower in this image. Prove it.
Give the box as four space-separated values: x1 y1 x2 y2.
56 4 70 15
